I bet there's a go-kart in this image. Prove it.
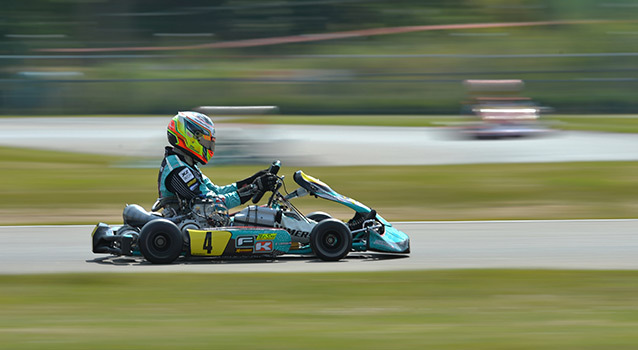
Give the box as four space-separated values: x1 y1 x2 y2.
92 161 410 264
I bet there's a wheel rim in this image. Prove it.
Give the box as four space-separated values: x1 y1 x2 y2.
152 233 170 252
321 231 341 252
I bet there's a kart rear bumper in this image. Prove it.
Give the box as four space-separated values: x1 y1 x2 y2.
92 223 134 256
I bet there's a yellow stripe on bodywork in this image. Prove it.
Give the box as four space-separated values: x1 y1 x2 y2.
189 230 232 256
300 171 330 189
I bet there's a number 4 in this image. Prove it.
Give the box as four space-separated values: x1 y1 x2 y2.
203 232 213 254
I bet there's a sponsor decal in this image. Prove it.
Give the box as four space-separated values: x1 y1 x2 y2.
235 248 253 253
256 233 277 240
179 168 195 182
255 241 273 252
236 236 255 248
288 229 310 239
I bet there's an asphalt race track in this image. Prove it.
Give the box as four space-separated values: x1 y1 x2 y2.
1 220 637 274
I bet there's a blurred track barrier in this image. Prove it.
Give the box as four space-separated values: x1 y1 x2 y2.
36 20 620 53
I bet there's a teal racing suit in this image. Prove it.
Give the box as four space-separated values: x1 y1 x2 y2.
157 146 257 209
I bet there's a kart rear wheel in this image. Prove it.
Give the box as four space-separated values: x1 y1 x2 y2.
139 219 183 264
310 219 352 261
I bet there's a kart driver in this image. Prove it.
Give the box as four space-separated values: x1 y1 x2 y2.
157 111 278 209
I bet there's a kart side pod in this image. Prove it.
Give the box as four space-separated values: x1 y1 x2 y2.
186 227 291 258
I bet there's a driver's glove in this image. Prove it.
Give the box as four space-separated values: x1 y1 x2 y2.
237 174 278 204
238 184 258 204
253 173 278 192
236 169 269 188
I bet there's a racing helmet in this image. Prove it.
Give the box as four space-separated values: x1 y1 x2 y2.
167 111 216 164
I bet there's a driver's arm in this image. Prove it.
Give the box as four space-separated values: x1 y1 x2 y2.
200 168 267 195
200 174 238 195
166 167 247 208
198 170 257 206
165 167 200 200
200 171 277 205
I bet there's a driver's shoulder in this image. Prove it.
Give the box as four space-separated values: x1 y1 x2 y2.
164 153 190 169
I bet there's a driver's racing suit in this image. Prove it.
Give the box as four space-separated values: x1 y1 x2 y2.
157 146 261 209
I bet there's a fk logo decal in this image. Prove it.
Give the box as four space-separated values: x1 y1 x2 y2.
255 241 273 252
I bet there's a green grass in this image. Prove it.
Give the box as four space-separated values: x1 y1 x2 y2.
2 270 638 349
1 146 637 224
547 115 638 133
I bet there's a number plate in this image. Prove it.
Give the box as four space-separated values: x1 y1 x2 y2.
189 230 232 256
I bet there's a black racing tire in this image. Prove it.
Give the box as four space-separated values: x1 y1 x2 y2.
310 219 352 261
138 219 183 264
307 211 332 222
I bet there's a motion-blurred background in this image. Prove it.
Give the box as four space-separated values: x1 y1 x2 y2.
2 0 637 115
2 4 638 349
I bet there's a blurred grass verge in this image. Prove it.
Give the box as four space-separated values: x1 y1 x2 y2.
546 115 638 133
2 270 638 349
1 146 636 225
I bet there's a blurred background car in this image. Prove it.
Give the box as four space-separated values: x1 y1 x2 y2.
458 79 554 139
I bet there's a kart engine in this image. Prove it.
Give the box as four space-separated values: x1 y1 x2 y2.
148 197 230 235
178 199 230 232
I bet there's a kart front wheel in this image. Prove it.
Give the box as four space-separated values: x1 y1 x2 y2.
307 211 332 222
310 219 352 261
139 219 183 264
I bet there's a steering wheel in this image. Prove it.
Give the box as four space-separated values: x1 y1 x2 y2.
252 160 281 204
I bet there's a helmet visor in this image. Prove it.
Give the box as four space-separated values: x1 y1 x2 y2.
197 134 216 154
